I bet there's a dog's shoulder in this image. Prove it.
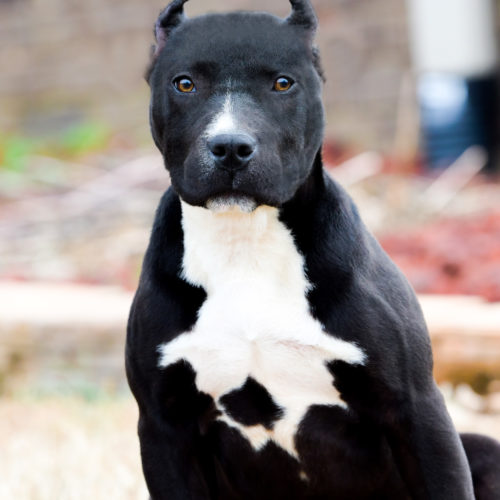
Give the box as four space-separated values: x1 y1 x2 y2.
283 174 434 389
142 187 183 279
127 188 206 388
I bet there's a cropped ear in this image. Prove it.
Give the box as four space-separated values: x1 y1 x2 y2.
154 0 189 58
286 0 318 33
146 0 189 81
287 0 323 81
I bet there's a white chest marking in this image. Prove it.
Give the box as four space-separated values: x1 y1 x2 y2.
158 202 365 457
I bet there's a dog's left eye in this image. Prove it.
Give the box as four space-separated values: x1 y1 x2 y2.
173 77 196 93
273 77 294 92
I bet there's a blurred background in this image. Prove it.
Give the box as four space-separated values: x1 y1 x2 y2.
1 0 500 498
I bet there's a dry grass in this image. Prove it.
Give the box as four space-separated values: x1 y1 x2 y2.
0 397 148 500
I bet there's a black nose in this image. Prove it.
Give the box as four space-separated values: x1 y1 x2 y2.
208 133 257 170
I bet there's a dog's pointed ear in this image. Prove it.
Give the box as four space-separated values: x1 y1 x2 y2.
286 0 318 33
153 0 189 58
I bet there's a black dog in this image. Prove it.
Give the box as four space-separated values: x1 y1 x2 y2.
126 1 500 498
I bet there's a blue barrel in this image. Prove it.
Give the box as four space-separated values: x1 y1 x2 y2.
418 73 498 171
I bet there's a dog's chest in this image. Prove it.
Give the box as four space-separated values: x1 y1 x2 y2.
158 203 364 457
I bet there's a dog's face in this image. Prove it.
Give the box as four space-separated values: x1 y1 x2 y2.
148 0 324 209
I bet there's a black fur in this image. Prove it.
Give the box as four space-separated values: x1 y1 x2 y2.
127 1 500 498
462 433 500 499
219 377 284 430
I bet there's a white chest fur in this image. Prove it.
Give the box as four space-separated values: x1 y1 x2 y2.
158 202 365 457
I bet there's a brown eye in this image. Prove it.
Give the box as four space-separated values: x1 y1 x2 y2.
174 77 196 93
274 77 294 92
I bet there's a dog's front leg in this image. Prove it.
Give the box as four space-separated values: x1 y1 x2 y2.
127 346 214 500
377 380 475 500
127 340 214 500
331 357 475 499
137 410 213 500
127 336 215 499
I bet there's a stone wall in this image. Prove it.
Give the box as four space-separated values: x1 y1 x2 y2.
0 0 410 150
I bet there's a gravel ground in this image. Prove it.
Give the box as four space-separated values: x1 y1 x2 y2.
1 394 499 500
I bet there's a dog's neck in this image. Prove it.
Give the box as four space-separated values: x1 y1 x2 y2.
180 201 311 301
178 152 326 296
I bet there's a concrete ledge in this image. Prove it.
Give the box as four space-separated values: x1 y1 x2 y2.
0 282 133 394
419 295 500 388
1 282 499 393
0 282 133 330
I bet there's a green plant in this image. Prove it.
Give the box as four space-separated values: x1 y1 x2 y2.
0 121 111 171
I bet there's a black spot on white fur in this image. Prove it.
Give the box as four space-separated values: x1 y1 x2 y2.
219 377 284 430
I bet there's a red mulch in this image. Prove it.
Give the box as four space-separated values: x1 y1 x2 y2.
379 211 500 302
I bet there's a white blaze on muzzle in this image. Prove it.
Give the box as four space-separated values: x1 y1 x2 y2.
205 94 242 138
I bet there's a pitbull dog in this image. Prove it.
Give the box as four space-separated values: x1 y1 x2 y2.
126 0 500 498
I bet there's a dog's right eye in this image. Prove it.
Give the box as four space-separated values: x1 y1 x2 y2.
273 77 294 92
173 77 196 93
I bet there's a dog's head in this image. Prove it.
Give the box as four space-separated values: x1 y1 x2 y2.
147 0 325 211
